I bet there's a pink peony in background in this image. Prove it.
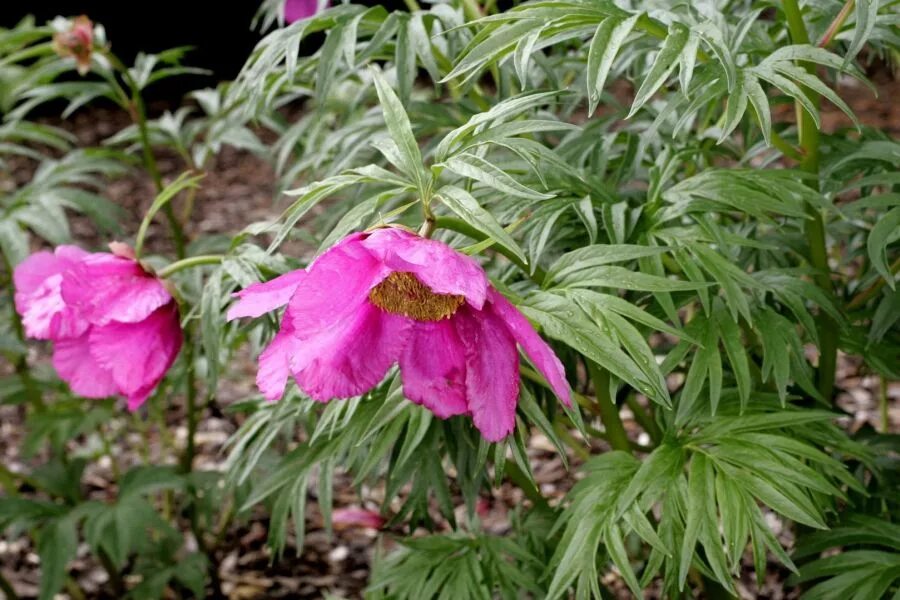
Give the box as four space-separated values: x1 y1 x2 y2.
13 243 182 410
228 227 571 442
331 508 386 530
284 0 327 24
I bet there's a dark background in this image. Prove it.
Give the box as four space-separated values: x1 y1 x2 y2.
3 1 264 85
2 1 400 104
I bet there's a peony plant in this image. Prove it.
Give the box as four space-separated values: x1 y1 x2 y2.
0 1 898 599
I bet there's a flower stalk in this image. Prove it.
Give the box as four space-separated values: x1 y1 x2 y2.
103 50 187 259
130 78 186 260
157 255 223 279
588 362 631 452
818 0 855 48
782 0 838 403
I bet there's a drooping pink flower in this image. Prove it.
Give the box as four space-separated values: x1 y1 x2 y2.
227 228 571 442
13 243 182 410
284 0 327 24
332 508 386 530
52 15 95 75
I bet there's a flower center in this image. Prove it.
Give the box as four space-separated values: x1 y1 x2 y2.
368 272 465 322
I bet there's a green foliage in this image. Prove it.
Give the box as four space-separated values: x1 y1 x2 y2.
1 0 899 598
368 532 544 599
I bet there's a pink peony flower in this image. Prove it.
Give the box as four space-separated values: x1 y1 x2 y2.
227 228 571 442
284 0 327 24
13 243 182 410
332 508 386 530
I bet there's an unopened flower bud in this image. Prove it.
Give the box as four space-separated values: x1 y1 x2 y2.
53 16 94 75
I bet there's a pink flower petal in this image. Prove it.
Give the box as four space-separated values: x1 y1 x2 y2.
488 288 571 407
227 269 307 321
362 229 489 309
285 0 323 23
249 234 394 401
399 320 469 418
294 302 412 401
126 386 156 411
13 247 89 340
88 303 182 406
256 319 300 401
52 333 118 398
288 234 388 337
453 306 520 442
62 253 172 325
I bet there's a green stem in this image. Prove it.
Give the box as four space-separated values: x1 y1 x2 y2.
97 548 125 597
846 256 900 311
418 199 437 239
782 0 837 403
180 335 198 473
503 462 549 510
553 422 591 460
156 255 223 279
879 377 889 434
587 362 631 452
770 129 804 161
132 89 186 259
403 0 420 11
625 394 662 445
106 50 187 260
64 578 86 600
461 0 483 21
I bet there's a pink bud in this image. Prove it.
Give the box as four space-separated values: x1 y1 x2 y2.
332 508 386 530
53 16 95 75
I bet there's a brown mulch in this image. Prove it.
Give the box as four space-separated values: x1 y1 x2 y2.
1 69 898 599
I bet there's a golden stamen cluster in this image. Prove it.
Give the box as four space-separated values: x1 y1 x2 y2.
369 272 465 322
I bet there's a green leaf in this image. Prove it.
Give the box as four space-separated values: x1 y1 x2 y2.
628 22 690 117
678 454 709 589
555 265 708 292
565 289 698 343
370 68 428 194
544 244 670 285
38 516 77 600
315 22 346 104
605 522 644 599
718 71 749 143
441 153 553 200
615 443 684 520
867 206 900 289
586 15 638 113
118 466 184 499
0 219 29 265
439 185 528 266
745 75 772 145
134 171 204 258
522 291 671 406
846 0 878 64
394 16 416 106
200 269 224 390
714 306 751 411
